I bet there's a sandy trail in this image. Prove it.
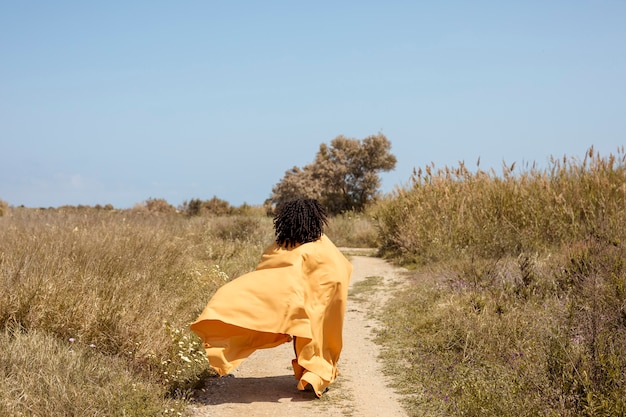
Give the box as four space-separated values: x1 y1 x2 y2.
188 252 408 417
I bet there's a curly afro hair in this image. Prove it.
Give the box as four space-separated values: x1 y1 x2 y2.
273 198 328 248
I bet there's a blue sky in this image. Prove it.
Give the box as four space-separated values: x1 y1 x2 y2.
2 1 625 208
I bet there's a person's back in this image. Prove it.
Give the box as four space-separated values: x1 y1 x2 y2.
190 198 353 397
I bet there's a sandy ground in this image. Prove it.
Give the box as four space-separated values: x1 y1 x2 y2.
187 251 408 417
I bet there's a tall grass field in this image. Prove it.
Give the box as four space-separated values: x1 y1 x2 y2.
374 147 626 417
1 146 624 416
0 203 376 416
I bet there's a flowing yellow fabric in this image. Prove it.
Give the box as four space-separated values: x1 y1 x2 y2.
190 234 353 397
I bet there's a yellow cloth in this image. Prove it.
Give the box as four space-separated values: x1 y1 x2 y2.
190 234 353 397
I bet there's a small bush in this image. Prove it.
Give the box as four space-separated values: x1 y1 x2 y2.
133 198 177 214
180 197 232 216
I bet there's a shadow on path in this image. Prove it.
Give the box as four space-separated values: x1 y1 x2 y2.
192 374 316 405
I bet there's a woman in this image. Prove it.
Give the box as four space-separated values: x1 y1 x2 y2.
190 198 353 397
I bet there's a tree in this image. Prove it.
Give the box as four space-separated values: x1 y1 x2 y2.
180 196 232 216
271 133 396 214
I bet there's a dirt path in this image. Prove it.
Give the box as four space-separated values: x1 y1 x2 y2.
188 251 408 417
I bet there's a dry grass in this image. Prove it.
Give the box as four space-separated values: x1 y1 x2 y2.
375 146 626 265
374 146 626 416
5 145 624 416
0 204 369 415
0 208 273 416
326 209 379 248
0 328 177 417
0 199 8 217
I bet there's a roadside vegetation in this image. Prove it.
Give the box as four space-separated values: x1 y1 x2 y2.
0 201 375 416
374 146 626 417
1 145 623 416
0 207 275 416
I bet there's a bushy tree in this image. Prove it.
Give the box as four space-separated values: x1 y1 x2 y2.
271 133 396 214
180 196 232 216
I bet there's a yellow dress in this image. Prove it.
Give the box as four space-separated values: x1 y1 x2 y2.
190 234 353 397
